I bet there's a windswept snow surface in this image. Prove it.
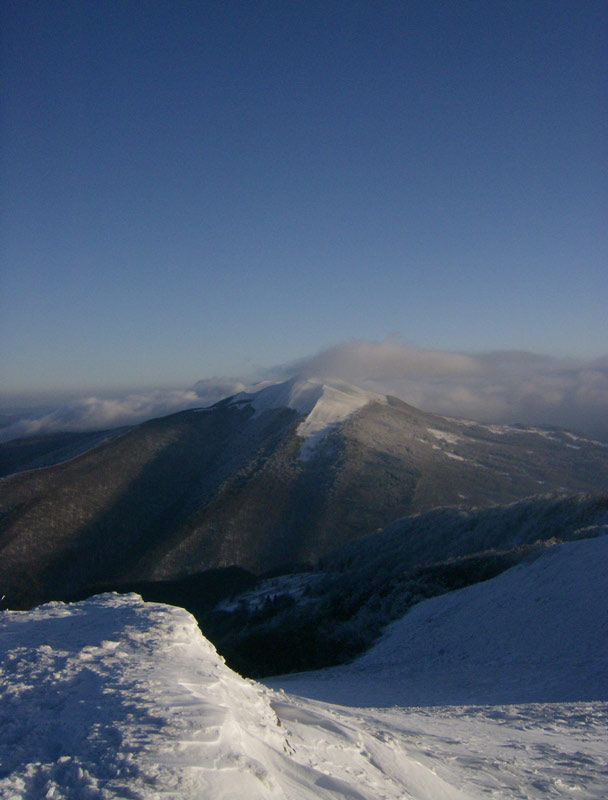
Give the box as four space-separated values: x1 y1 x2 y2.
2 591 608 799
231 376 387 458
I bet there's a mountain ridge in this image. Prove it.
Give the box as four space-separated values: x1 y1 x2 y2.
216 375 388 459
1 377 606 608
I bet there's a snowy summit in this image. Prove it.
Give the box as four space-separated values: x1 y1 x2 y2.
229 376 387 457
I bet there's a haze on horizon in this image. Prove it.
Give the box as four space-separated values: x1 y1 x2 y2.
2 3 606 416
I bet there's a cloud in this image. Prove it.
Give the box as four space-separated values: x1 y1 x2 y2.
0 378 261 443
1 341 607 442
281 339 482 381
190 378 250 407
276 339 608 441
0 389 200 442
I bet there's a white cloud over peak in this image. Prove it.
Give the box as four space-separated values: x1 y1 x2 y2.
283 339 482 381
276 340 608 440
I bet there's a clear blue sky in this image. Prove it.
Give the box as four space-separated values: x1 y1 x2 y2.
2 0 606 395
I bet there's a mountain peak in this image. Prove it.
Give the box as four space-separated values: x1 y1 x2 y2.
230 376 387 458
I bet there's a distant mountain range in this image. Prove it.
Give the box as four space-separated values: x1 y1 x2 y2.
1 376 607 608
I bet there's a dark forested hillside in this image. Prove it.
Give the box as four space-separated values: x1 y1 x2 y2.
199 495 608 677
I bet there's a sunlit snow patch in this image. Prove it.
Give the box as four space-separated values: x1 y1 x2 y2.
3 592 608 799
0 593 471 800
231 376 387 459
0 594 290 799
427 428 461 444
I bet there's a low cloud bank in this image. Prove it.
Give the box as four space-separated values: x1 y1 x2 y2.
0 379 263 443
280 340 608 440
2 342 607 442
0 389 198 443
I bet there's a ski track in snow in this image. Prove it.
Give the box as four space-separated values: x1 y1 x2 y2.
1 579 607 798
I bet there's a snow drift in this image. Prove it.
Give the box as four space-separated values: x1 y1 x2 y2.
0 593 471 799
0 594 290 798
1 591 607 799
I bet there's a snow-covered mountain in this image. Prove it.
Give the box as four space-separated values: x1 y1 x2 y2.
1 376 607 608
226 376 387 458
2 583 607 799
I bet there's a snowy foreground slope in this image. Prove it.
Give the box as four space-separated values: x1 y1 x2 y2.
1 540 607 800
266 535 608 707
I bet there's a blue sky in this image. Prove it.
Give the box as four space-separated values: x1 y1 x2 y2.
1 1 606 398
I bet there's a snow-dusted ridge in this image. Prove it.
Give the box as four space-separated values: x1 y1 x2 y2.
448 415 608 446
229 376 387 458
216 377 607 462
